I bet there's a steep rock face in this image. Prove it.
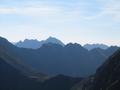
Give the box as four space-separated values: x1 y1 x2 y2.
72 49 120 90
90 49 120 90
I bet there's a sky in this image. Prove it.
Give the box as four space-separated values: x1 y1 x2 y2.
0 0 120 45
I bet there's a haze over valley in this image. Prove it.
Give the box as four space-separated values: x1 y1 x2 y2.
0 0 120 90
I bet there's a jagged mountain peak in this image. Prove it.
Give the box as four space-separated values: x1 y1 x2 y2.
15 36 64 49
45 36 64 46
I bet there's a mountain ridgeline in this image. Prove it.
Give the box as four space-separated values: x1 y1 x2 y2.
0 36 119 77
0 36 120 90
84 44 109 50
15 37 64 49
15 37 111 50
0 37 83 90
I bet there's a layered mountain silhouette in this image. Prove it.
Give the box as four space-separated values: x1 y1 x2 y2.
1 36 120 90
0 36 118 77
84 44 109 50
0 52 81 90
0 38 83 90
15 37 110 50
15 37 64 49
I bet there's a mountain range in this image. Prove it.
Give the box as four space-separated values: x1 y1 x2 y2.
84 44 109 50
15 37 64 49
0 36 119 77
0 36 120 90
14 37 115 51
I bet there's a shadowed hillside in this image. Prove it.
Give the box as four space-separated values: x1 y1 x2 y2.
90 49 120 90
72 49 120 90
0 41 82 90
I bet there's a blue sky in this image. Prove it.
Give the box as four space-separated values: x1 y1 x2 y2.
0 0 120 45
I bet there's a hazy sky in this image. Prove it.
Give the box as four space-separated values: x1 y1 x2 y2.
0 0 120 45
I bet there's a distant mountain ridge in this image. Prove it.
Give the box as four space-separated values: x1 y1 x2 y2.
15 37 64 49
15 37 113 50
84 44 109 50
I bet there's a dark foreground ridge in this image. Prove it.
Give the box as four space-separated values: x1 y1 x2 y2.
72 49 120 90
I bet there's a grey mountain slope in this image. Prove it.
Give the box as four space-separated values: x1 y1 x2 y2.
0 45 48 81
